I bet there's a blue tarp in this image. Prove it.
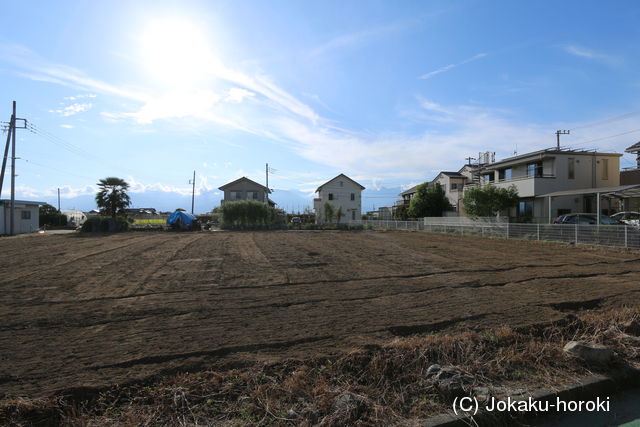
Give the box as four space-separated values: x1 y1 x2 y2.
167 211 197 230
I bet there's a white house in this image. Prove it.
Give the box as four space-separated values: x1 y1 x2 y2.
0 199 43 235
464 148 622 219
313 174 365 223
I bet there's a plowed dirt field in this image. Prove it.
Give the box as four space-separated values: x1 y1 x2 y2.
1 231 638 399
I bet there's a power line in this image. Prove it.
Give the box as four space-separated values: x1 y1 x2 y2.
570 110 640 131
19 157 95 181
570 128 640 147
25 121 137 177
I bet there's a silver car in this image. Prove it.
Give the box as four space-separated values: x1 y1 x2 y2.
610 211 640 227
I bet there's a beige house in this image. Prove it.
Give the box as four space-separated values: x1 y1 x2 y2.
465 148 622 219
0 199 43 235
431 171 469 212
218 177 275 206
313 174 365 223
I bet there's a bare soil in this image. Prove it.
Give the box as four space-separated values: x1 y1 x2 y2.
1 230 638 400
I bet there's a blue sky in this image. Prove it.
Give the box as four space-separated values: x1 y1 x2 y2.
1 0 640 212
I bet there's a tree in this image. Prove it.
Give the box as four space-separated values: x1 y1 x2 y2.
462 184 519 217
95 177 131 218
408 182 452 218
336 206 345 224
323 202 335 223
39 203 67 227
394 204 409 220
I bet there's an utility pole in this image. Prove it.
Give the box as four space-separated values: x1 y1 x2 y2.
189 170 195 214
556 130 570 150
465 156 475 166
0 105 14 198
10 101 16 236
265 163 277 204
57 188 61 212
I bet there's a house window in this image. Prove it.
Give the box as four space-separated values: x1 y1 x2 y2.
249 191 258 200
350 193 355 201
568 158 575 179
351 211 355 220
451 183 457 190
339 181 343 187
527 162 542 177
328 193 334 200
601 158 609 180
482 174 493 184
21 210 31 220
231 191 243 200
499 168 512 180
518 201 533 216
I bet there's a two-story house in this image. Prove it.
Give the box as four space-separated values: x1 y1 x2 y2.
218 177 275 206
431 171 469 213
466 148 622 219
398 164 478 215
313 174 365 223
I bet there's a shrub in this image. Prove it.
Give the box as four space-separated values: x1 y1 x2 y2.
220 200 282 230
39 204 68 227
81 216 129 233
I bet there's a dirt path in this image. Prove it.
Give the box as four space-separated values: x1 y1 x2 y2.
0 231 638 398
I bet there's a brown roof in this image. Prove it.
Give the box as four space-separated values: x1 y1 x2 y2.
218 176 270 192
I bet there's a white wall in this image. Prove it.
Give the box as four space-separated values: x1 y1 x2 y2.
0 202 40 234
315 177 362 223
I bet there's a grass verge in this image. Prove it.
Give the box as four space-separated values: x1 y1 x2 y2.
2 308 638 426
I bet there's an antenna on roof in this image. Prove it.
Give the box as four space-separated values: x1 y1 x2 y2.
556 130 570 150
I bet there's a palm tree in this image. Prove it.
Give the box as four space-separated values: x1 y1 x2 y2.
95 177 131 218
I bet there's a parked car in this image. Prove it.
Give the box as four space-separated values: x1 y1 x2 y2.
610 211 640 227
553 213 623 225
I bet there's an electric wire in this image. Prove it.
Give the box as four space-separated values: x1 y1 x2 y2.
570 110 640 131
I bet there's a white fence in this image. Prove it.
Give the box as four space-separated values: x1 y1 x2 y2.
356 220 640 249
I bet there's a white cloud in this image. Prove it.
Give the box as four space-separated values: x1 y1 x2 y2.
60 124 74 129
64 93 97 101
49 102 92 116
419 53 487 80
42 185 96 199
225 88 255 103
562 45 618 65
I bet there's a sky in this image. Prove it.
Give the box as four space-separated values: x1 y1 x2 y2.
1 0 640 213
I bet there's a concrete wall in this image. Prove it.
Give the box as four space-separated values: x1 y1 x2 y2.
0 202 40 234
314 177 362 223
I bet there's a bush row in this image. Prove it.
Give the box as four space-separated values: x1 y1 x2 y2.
80 217 130 233
220 200 285 230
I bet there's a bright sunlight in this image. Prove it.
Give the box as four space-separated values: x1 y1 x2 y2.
138 18 215 88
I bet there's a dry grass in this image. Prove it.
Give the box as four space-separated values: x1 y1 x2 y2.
2 307 638 426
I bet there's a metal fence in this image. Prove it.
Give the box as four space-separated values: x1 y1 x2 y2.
356 219 640 249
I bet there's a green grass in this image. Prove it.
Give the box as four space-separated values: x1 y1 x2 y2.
132 218 166 225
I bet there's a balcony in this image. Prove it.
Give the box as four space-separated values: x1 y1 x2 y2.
465 174 556 197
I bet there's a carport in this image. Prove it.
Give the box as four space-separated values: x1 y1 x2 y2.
539 184 640 223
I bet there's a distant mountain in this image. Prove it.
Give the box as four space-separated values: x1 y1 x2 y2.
44 186 403 215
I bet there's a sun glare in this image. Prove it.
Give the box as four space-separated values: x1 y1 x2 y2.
139 18 215 87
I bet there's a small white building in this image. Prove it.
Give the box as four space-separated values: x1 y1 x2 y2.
0 199 44 235
313 174 365 223
61 209 87 227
